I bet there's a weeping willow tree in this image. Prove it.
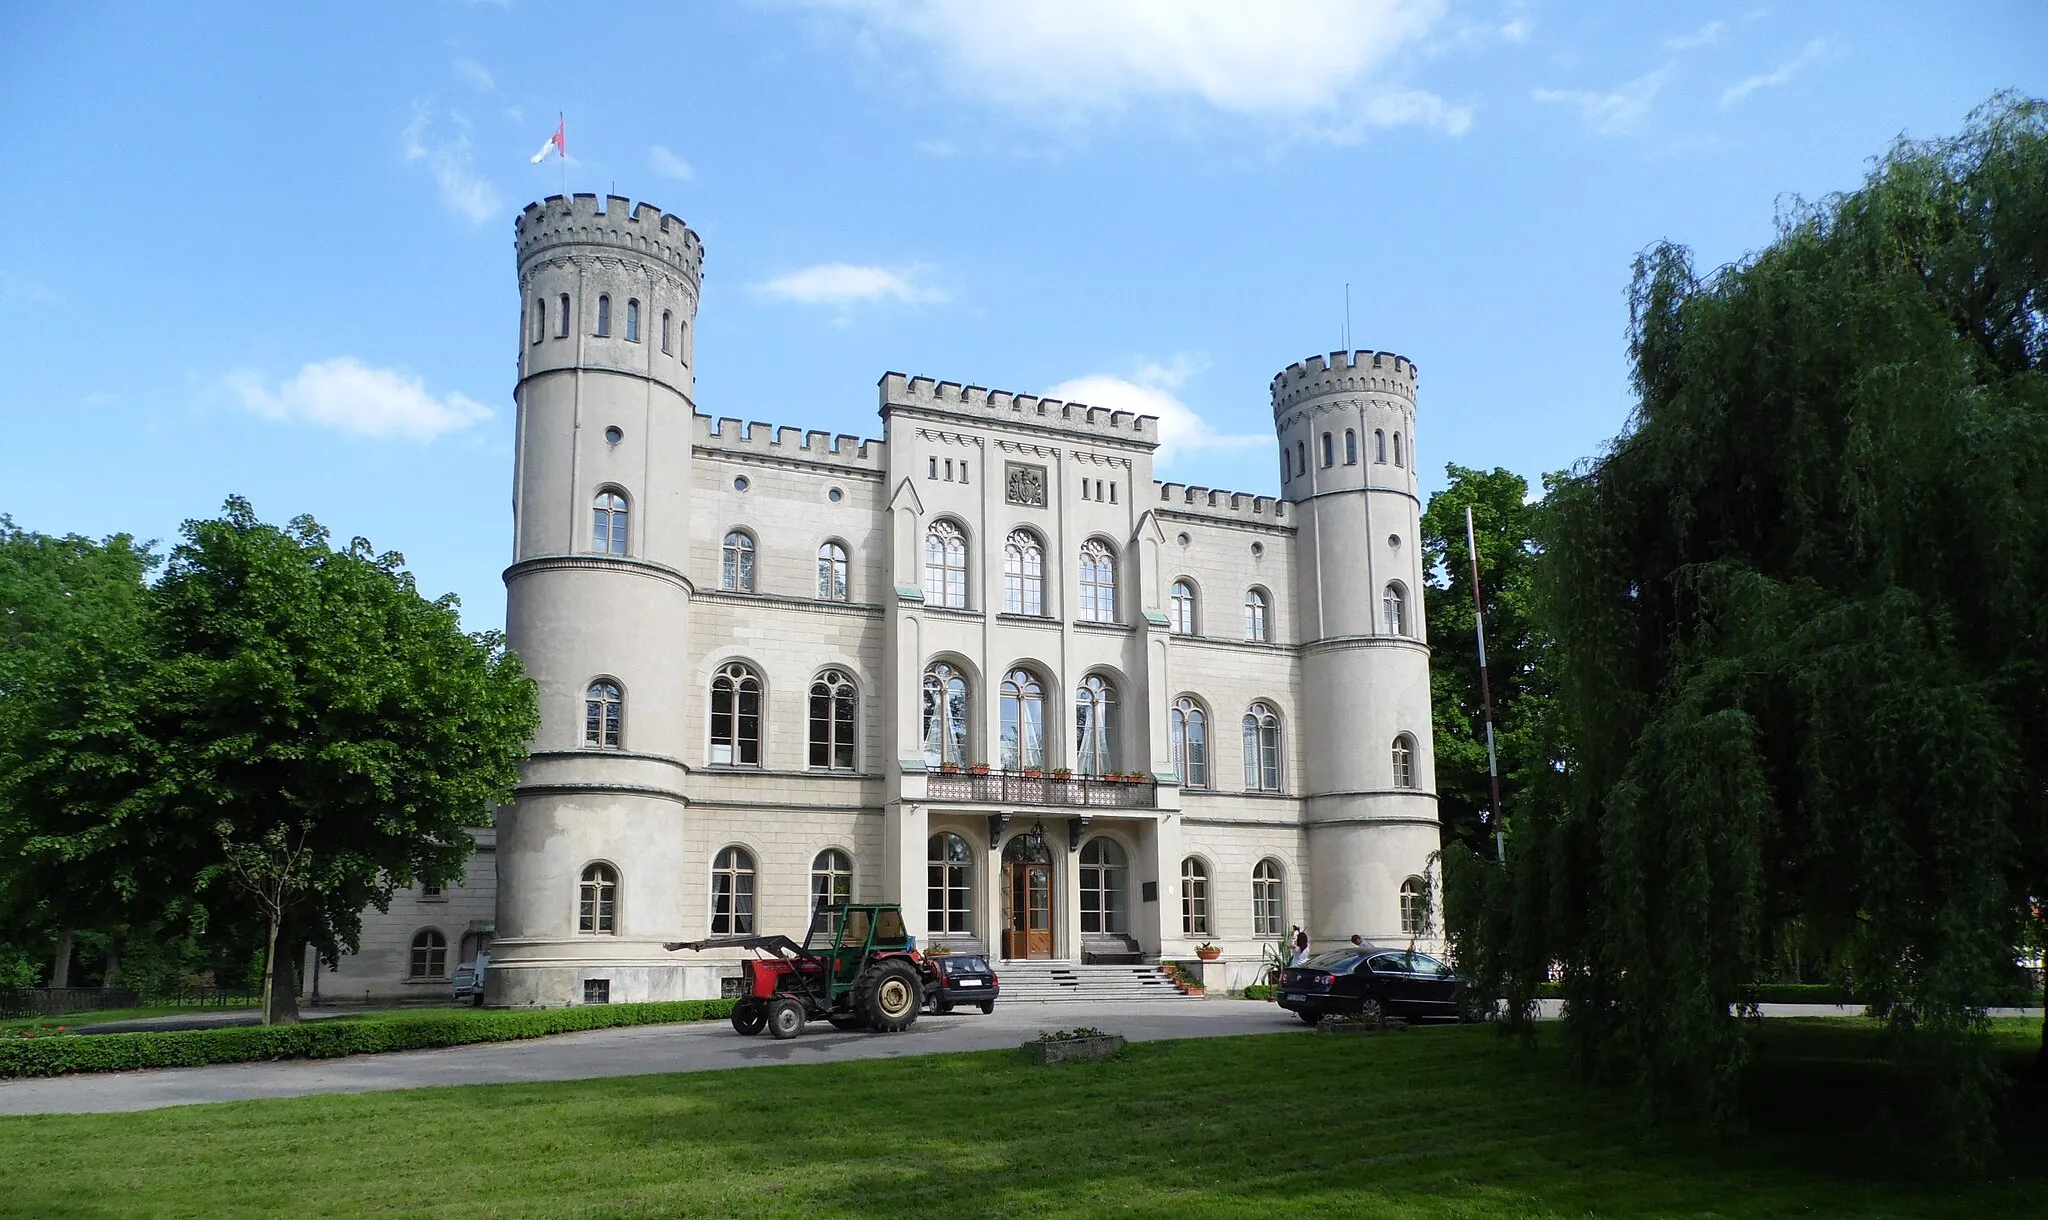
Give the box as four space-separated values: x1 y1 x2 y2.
1482 96 2048 1157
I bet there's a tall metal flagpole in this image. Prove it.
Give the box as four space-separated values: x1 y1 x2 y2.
1466 505 1506 861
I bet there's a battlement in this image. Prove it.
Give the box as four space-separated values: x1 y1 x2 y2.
694 415 888 473
880 373 1157 448
1155 482 1291 528
516 194 702 281
1270 350 1417 413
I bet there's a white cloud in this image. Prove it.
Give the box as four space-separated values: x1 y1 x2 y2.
402 105 502 225
1047 355 1265 472
1720 39 1829 107
227 358 491 441
756 263 946 306
1664 20 1729 50
649 144 696 180
806 0 1469 137
1533 63 1675 135
452 57 496 92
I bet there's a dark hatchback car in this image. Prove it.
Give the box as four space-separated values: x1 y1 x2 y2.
924 953 1000 1014
1277 947 1472 1024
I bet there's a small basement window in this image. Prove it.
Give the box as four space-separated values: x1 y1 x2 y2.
583 978 611 1004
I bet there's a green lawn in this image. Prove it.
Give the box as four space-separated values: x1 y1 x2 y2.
0 1005 257 1035
1 1019 2042 1219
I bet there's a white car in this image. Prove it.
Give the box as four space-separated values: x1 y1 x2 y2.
452 954 489 1006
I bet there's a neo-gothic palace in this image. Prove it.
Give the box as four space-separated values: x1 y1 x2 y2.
320 194 1440 1006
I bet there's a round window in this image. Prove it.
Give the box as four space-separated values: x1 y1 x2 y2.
603 426 623 446
1176 532 1191 547
734 476 750 492
1251 542 1265 558
828 487 843 503
1388 534 1401 549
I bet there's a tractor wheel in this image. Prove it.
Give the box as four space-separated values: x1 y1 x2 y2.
730 999 767 1036
767 996 807 1040
854 958 923 1032
826 1014 868 1031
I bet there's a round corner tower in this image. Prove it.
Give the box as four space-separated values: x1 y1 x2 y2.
1271 351 1440 945
491 194 704 1006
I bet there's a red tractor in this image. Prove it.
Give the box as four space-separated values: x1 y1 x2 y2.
666 903 925 1039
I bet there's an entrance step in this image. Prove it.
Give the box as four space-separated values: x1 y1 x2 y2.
987 961 1201 1003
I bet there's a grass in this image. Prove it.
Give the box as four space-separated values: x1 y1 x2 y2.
0 1006 257 1035
0 1019 2042 1219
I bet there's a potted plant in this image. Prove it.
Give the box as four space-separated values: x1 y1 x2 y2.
939 761 961 775
1023 767 1044 779
969 762 991 775
1051 767 1073 780
1195 942 1221 961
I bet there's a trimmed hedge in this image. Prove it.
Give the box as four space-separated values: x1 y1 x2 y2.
0 999 737 1079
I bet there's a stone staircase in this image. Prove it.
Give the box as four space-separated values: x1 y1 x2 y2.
991 961 1202 1003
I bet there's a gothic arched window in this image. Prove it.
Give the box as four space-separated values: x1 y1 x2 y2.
1079 540 1117 623
578 863 617 934
922 662 969 770
1171 696 1208 789
808 669 857 771
709 662 762 766
584 679 623 749
1243 588 1270 642
592 490 628 555
531 298 545 344
817 541 849 601
661 309 673 354
1170 580 1196 635
999 668 1045 772
1394 431 1405 468
1392 734 1416 789
1003 530 1045 616
1383 583 1408 636
595 294 611 337
1321 432 1334 468
1345 429 1358 465
1253 858 1285 936
557 293 570 337
1243 702 1281 792
925 520 968 609
625 298 640 342
711 846 755 935
722 531 755 592
1073 674 1119 776
1375 429 1387 463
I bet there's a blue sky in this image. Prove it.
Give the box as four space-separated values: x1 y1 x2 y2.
2 1 2041 631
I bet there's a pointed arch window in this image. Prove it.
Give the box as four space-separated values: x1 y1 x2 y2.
1003 530 1045 616
711 846 755 935
722 531 755 592
811 849 853 912
592 490 628 555
818 541 849 601
1253 859 1285 936
925 520 968 608
1244 588 1270 642
677 318 689 360
1383 583 1408 636
584 680 623 749
531 298 545 344
1392 734 1416 789
999 668 1046 771
1321 432 1334 468
808 669 857 771
557 293 570 338
1345 429 1358 465
709 662 762 766
661 310 673 354
1171 696 1208 789
1400 875 1427 934
1079 839 1128 935
1282 448 1292 482
1243 702 1281 792
1375 429 1387 463
578 863 617 934
1078 540 1117 623
1297 439 1308 477
1170 581 1196 635
595 294 611 337
1073 674 1119 776
625 298 641 342
1181 857 1210 935
922 662 969 770
1394 431 1405 467
408 929 447 978
928 832 973 933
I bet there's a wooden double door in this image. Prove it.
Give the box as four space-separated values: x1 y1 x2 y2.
1003 860 1054 959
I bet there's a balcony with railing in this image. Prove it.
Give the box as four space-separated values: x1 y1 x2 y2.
925 769 1157 809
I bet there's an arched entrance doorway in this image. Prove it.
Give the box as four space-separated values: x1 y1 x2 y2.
1001 824 1054 960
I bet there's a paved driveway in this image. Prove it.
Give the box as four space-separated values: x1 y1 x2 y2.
0 1000 1304 1116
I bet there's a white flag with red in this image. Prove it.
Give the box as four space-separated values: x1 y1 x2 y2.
530 116 565 164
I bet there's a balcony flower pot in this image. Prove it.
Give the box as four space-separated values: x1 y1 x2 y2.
969 763 991 775
1051 769 1072 780
1195 943 1221 962
1023 769 1044 779
939 763 961 775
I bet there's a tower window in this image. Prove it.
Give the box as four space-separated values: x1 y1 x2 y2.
557 293 570 338
1282 449 1292 482
722 531 756 592
1375 429 1387 464
578 863 617 934
1297 440 1307 477
661 310 673 354
1321 432 1334 468
709 662 763 766
808 669 857 771
1394 431 1405 468
678 319 689 361
595 294 611 337
592 490 628 555
584 680 623 748
1345 429 1357 465
1383 582 1408 636
531 298 545 344
625 298 640 343
1392 734 1416 788
1400 875 1428 934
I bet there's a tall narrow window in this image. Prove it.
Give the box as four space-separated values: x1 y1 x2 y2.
927 832 973 934
1243 702 1281 791
1171 696 1208 789
584 680 623 748
1073 674 1118 776
531 298 545 343
807 669 857 771
722 531 755 592
596 294 611 337
1321 432 1334 468
1345 429 1358 465
578 864 617 934
1181 857 1210 936
1382 583 1407 636
557 293 570 337
1078 540 1117 623
408 929 447 978
1297 439 1308 477
1282 449 1292 482
1392 734 1416 788
1400 876 1427 934
1079 839 1128 935
709 662 762 766
1394 431 1405 467
1375 429 1387 463
817 542 850 601
625 298 640 342
924 521 968 609
1003 530 1044 616
1244 588 1270 642
592 491 628 555
1170 581 1196 635
811 849 853 911
922 662 969 770
661 310 673 354
677 319 689 359
711 847 755 935
1252 859 1284 936
999 668 1045 771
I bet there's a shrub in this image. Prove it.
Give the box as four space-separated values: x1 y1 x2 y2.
0 999 736 1079
1241 984 1273 1001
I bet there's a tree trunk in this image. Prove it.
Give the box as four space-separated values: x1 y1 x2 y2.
2038 962 2046 1072
268 921 302 1025
260 911 279 1025
102 937 122 989
50 929 73 988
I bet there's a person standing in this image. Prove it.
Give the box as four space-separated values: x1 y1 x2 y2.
1289 925 1310 966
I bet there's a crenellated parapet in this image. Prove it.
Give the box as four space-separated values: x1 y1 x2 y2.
1154 482 1291 528
880 372 1157 448
516 193 702 285
1270 350 1417 414
695 415 888 473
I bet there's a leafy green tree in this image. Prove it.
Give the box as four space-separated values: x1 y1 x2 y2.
1463 95 2048 1161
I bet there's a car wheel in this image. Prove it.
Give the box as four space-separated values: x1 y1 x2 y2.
767 996 807 1040
980 1000 995 1015
935 1002 953 1015
730 998 768 1036
471 992 485 1008
1357 995 1386 1026
1297 1008 1322 1026
854 958 923 1032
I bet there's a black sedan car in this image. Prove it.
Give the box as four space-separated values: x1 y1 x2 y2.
1277 946 1472 1025
923 953 999 1014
